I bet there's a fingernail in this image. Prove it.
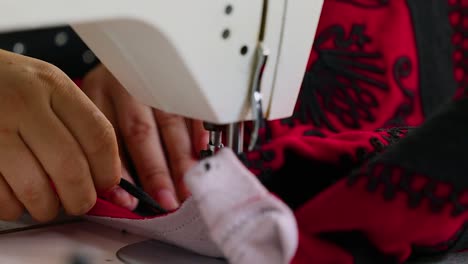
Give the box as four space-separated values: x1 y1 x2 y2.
110 188 138 210
155 189 179 211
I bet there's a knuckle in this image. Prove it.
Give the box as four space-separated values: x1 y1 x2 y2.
0 61 64 113
123 116 154 144
29 62 74 97
16 180 60 222
56 152 91 187
64 168 89 188
32 62 66 87
89 117 118 156
18 183 44 206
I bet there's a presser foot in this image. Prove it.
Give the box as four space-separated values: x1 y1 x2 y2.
200 122 244 158
200 122 224 158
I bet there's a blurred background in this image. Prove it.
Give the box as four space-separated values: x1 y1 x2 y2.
0 26 99 79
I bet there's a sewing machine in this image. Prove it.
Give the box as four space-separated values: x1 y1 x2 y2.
0 0 323 153
0 0 324 263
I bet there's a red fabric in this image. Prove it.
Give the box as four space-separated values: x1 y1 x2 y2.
256 0 424 142
246 1 468 263
292 177 467 263
245 126 390 175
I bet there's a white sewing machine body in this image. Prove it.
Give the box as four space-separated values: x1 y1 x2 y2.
0 0 323 125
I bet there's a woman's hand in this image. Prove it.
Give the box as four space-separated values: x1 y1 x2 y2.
81 64 208 211
0 50 121 222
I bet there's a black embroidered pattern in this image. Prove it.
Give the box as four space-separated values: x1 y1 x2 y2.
345 95 468 219
346 125 468 217
348 162 467 217
339 127 412 171
449 1 468 94
336 0 389 9
281 24 387 132
244 128 411 209
377 126 414 145
385 57 415 127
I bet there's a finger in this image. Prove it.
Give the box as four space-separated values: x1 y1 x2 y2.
103 164 139 211
112 89 179 211
83 84 132 168
19 107 97 216
83 85 138 210
154 109 196 200
0 132 58 222
49 72 120 192
190 119 209 156
0 172 24 221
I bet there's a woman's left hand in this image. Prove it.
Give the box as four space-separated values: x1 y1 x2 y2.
81 64 208 211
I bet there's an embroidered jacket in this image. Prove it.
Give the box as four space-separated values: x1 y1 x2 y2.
240 0 468 263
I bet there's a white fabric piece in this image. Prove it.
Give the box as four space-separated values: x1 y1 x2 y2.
85 197 223 258
86 148 298 264
185 148 298 264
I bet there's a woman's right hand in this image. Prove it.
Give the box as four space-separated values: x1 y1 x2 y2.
0 49 121 222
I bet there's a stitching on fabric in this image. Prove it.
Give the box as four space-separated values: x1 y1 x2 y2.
219 207 277 246
149 214 203 237
219 207 280 264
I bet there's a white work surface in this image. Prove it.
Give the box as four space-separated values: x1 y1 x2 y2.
0 215 227 264
0 217 146 264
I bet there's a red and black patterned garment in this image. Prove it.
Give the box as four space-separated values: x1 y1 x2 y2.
240 0 468 263
3 1 468 263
